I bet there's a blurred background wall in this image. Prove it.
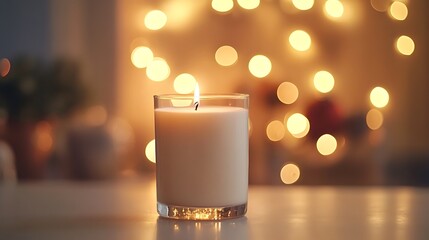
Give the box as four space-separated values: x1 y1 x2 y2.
0 0 428 185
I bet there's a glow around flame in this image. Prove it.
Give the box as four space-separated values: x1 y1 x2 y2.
193 82 200 110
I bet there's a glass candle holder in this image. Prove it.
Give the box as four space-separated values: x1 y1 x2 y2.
154 94 249 220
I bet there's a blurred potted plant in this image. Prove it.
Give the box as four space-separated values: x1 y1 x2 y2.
0 57 90 180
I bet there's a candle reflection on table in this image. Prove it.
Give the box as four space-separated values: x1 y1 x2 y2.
156 217 248 240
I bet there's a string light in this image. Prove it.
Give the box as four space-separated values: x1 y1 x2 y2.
145 139 156 163
146 58 170 81
0 58 11 77
366 109 384 130
131 46 153 69
144 10 167 30
280 163 301 184
237 0 260 10
370 86 389 108
174 73 197 94
292 0 314 11
316 134 337 156
277 82 299 104
266 120 285 141
313 70 335 93
396 35 415 56
212 0 234 13
389 1 408 21
215 45 238 66
286 113 310 138
324 0 344 19
289 30 311 52
248 55 272 78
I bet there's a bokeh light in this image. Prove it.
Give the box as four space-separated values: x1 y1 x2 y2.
174 73 197 94
313 70 335 93
370 86 389 108
289 30 311 52
277 82 299 104
131 46 154 69
146 57 170 81
324 0 344 18
266 120 285 141
280 163 301 184
286 113 310 138
215 45 238 66
34 121 53 153
144 10 167 30
145 139 156 163
162 0 205 31
292 0 314 11
212 0 234 13
395 35 415 56
316 134 337 156
370 0 391 12
0 58 11 77
237 0 260 10
389 1 408 21
366 109 384 130
248 55 272 78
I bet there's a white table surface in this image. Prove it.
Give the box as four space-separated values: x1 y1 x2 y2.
1 177 429 240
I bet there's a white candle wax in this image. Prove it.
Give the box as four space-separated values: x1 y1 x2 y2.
155 106 248 207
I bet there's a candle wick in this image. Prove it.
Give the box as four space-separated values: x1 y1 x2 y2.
194 101 199 111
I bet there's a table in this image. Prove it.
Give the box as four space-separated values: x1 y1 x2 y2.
1 177 429 240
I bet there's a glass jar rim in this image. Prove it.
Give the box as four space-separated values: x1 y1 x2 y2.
154 93 249 100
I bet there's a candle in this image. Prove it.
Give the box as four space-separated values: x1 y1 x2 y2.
154 87 249 220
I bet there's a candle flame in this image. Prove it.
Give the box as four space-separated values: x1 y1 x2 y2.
193 82 200 111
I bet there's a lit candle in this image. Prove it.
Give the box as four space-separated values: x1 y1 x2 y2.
154 85 249 220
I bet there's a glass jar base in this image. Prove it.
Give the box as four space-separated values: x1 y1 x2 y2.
157 202 247 220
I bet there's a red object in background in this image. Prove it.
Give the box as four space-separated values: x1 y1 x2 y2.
305 98 344 141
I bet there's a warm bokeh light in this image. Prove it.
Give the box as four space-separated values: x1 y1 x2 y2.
324 0 344 18
286 113 310 138
237 0 260 10
212 0 234 13
292 0 314 11
34 121 53 153
370 86 389 108
280 163 301 184
145 139 156 163
248 55 272 78
389 1 408 21
266 120 285 142
366 109 384 130
162 0 205 31
396 35 415 56
289 30 311 52
131 46 154 69
316 134 337 156
370 0 390 12
277 82 299 104
215 45 238 66
313 70 335 93
146 57 170 81
0 58 11 77
144 10 167 30
174 73 197 94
